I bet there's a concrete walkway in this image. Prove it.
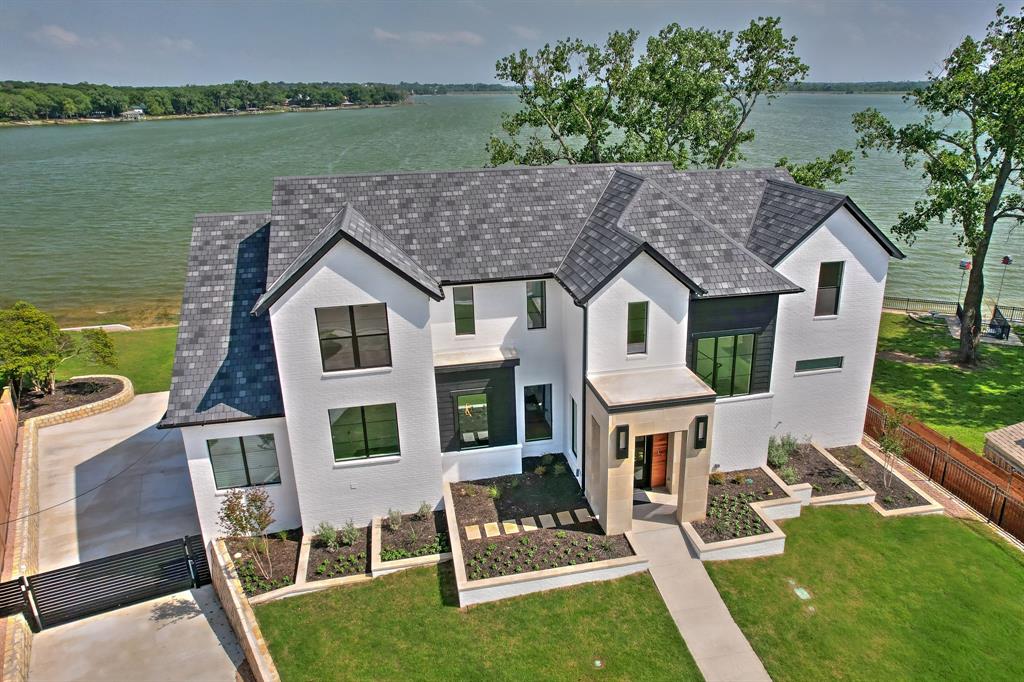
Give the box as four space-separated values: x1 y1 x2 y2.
36 391 199 572
629 503 771 682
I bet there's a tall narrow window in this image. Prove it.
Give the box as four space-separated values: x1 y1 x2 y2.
694 333 755 397
316 304 391 372
526 280 546 329
815 262 844 316
570 398 578 455
455 392 489 449
524 384 552 442
329 403 400 461
207 434 281 490
453 286 475 335
627 301 649 354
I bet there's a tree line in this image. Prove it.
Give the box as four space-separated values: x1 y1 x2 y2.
0 80 407 121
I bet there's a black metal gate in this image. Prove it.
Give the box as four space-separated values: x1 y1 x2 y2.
0 534 210 630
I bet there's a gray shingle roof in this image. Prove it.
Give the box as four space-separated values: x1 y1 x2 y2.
160 212 284 429
253 203 442 315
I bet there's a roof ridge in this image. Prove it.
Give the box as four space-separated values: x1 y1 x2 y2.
272 161 675 184
764 177 847 202
194 210 271 218
554 169 643 277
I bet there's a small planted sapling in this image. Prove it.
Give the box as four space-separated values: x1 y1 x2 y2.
218 488 276 580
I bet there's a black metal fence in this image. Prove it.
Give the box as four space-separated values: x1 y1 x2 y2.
0 535 209 630
882 295 960 315
1000 305 1024 323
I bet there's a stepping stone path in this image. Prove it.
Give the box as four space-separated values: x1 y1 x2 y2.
462 508 595 539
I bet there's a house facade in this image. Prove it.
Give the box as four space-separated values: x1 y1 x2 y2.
159 163 903 539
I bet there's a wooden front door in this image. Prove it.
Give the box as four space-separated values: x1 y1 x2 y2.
650 434 668 488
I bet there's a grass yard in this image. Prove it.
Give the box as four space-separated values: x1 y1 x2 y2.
707 506 1024 682
56 326 178 394
254 565 702 682
871 313 1024 452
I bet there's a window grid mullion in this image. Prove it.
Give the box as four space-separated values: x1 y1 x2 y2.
238 436 252 487
349 307 361 368
361 407 370 458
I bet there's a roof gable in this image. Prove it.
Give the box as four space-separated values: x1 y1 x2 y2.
252 203 443 315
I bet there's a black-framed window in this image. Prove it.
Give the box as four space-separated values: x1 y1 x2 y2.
570 397 577 455
526 280 546 329
329 403 400 461
815 262 844 316
795 356 844 372
207 434 281 490
316 304 391 372
453 286 475 335
694 333 755 396
455 391 489 449
524 384 552 442
627 301 649 354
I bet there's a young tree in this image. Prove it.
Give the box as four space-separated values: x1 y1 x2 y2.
218 488 276 580
487 17 853 188
853 6 1023 365
0 301 116 400
877 408 907 490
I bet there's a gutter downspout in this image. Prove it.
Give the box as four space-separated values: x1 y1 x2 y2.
580 303 588 493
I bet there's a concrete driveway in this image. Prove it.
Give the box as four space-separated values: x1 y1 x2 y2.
28 586 247 682
36 391 200 572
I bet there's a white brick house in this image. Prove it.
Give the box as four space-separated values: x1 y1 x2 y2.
159 163 903 539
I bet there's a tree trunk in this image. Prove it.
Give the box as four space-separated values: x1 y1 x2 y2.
958 251 986 365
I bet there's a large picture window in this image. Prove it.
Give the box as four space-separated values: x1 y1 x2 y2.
815 262 844 316
526 281 546 329
316 304 391 372
455 392 489 449
524 384 552 442
453 286 475 335
329 403 400 461
694 333 755 396
627 301 649 354
207 434 281 490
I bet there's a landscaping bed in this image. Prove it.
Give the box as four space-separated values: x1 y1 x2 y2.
307 523 369 581
828 446 930 510
226 529 301 596
17 377 123 421
769 436 860 496
380 509 450 561
692 468 784 542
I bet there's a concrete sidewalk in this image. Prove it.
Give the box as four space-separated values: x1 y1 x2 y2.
629 504 770 682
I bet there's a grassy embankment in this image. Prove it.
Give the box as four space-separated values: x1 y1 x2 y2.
56 326 177 394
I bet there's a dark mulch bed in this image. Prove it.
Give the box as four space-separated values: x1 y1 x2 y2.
774 443 861 497
450 454 586 532
462 521 632 581
692 468 783 543
17 377 123 422
380 510 450 561
226 529 301 596
828 446 931 510
306 524 369 581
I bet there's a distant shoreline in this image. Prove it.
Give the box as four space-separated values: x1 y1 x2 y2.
0 102 402 128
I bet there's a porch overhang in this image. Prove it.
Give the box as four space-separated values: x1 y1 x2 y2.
586 366 716 414
433 346 520 373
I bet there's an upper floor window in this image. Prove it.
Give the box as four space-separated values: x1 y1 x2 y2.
694 333 754 396
329 403 400 461
627 301 649 354
524 384 552 442
453 286 475 335
316 304 391 372
207 434 281 490
815 262 844 316
526 281 546 329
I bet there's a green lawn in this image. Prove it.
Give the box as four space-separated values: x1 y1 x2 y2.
871 313 1024 452
254 565 702 682
707 506 1024 682
56 326 178 394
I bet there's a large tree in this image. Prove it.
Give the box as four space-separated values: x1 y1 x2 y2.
487 17 852 188
853 5 1023 365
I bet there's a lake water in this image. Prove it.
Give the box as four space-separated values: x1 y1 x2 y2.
1 93 1020 324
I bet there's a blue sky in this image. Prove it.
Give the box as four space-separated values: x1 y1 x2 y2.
1 0 1018 85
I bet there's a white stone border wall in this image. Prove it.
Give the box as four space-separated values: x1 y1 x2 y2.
850 445 944 517
1 375 133 682
442 481 649 607
210 539 281 682
369 517 451 577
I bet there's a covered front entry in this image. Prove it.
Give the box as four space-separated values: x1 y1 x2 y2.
634 433 669 489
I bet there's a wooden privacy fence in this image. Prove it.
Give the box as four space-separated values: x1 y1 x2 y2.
0 388 17 574
865 396 1024 544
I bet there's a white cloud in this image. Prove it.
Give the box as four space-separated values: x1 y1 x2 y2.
373 27 483 47
31 24 86 48
510 25 540 41
157 36 197 53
